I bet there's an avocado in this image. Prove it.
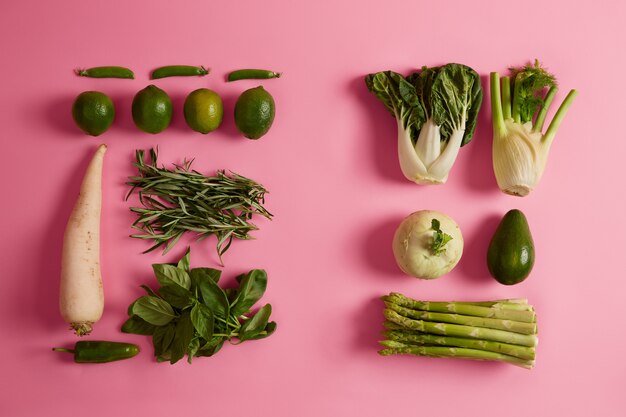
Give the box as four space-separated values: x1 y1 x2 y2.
487 209 535 285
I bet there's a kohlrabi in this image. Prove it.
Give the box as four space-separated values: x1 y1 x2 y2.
365 64 483 184
490 60 577 196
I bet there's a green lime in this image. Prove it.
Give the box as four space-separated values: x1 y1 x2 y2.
72 91 115 136
132 85 172 134
183 88 223 134
234 86 275 139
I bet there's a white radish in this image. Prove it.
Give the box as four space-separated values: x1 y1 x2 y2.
60 144 107 336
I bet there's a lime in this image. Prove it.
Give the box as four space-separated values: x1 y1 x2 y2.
183 88 223 134
72 91 115 136
234 86 275 139
132 85 172 134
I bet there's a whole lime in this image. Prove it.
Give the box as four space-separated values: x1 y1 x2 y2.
132 85 172 134
72 91 115 136
183 89 223 134
234 86 275 139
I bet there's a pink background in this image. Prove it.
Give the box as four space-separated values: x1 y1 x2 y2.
1 0 625 415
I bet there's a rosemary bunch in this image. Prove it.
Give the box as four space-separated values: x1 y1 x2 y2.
126 148 272 261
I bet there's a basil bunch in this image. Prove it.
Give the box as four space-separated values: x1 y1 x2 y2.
122 249 276 364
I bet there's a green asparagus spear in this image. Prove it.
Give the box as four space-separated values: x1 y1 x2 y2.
385 293 536 323
383 330 535 360
385 301 537 335
379 340 534 369
384 309 538 347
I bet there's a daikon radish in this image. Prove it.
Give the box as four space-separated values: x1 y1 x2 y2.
59 144 107 336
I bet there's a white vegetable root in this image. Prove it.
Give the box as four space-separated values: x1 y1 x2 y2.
59 144 107 336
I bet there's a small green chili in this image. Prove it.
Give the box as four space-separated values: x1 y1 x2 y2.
52 341 140 363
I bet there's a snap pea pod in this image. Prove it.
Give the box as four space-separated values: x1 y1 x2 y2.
151 65 209 79
227 69 281 82
52 341 140 363
76 66 135 79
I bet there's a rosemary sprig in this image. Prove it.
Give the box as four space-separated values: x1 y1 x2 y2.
126 148 272 262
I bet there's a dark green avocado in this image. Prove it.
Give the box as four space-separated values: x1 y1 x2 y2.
487 209 535 285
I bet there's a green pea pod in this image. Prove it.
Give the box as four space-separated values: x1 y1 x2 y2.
151 65 209 79
76 66 135 79
227 69 281 82
53 341 140 363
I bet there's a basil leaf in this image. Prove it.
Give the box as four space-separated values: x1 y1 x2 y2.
159 284 194 309
187 338 200 364
238 304 272 342
122 315 157 335
196 276 230 318
132 296 177 326
177 248 191 272
190 303 214 341
190 267 221 285
127 299 137 316
170 310 194 364
231 269 267 316
197 336 225 357
153 264 191 290
247 321 277 341
153 323 176 357
140 284 159 297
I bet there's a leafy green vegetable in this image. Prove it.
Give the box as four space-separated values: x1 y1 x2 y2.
159 285 194 309
153 264 191 289
121 315 157 335
190 303 214 340
365 63 483 185
132 296 177 326
231 269 267 316
122 248 276 364
430 219 453 256
238 304 272 342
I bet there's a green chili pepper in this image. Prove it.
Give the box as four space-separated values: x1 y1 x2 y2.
227 69 281 82
150 65 209 79
52 341 140 363
76 66 135 79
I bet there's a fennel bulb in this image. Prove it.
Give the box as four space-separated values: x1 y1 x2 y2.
490 61 577 196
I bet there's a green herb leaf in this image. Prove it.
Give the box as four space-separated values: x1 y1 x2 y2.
121 315 157 335
140 284 159 297
159 284 194 309
190 267 221 285
190 303 214 341
170 310 194 364
431 218 453 256
132 296 177 326
187 338 200 364
510 59 557 124
153 264 191 290
197 336 226 357
127 149 273 259
195 273 230 318
153 323 176 357
238 304 272 342
231 269 267 316
177 248 191 272
246 321 277 341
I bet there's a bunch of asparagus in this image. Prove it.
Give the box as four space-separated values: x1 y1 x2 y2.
380 292 538 369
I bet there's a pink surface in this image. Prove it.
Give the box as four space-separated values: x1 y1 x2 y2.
1 0 625 415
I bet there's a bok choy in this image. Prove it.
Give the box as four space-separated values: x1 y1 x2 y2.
365 64 483 184
490 60 577 196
